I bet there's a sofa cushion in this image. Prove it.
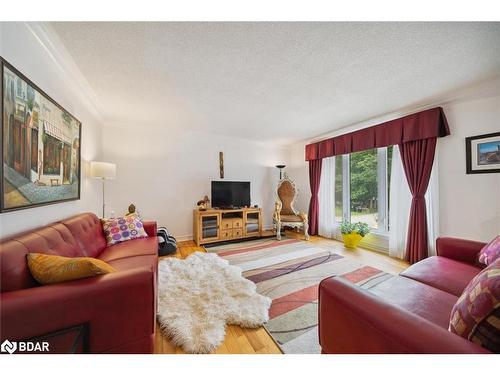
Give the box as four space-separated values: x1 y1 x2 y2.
478 235 500 266
107 255 157 272
401 256 481 296
61 213 107 258
98 237 158 262
449 258 500 352
280 214 303 222
368 275 458 329
27 253 116 285
101 214 148 246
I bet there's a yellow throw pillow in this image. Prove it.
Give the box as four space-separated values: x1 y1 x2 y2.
27 253 116 285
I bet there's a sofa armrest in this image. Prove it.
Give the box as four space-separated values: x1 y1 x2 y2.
0 267 155 353
436 237 486 265
143 221 157 238
318 277 488 353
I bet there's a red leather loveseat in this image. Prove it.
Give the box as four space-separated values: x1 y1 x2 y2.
0 213 158 354
319 237 491 354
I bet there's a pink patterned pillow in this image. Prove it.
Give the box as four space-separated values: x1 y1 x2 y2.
478 235 500 266
449 258 500 352
101 214 148 246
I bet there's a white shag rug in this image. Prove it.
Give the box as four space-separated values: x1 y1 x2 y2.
157 252 272 353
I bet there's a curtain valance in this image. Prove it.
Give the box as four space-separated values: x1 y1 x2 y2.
305 107 449 161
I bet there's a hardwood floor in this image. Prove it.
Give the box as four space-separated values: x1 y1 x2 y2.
154 230 409 354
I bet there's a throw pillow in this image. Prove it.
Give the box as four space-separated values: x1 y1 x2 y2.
101 213 148 246
27 253 116 285
449 258 499 352
478 235 500 266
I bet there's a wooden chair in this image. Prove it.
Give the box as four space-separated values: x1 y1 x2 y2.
273 174 309 240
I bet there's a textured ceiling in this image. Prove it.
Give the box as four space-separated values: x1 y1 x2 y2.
50 22 500 145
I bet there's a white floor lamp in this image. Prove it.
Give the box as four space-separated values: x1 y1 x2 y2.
90 161 116 218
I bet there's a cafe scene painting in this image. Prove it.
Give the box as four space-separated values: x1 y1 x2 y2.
2 61 81 212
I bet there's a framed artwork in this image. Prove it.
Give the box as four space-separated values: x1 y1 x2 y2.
1 57 81 212
465 132 500 174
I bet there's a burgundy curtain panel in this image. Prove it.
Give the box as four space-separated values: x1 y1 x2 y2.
399 138 437 264
308 159 322 235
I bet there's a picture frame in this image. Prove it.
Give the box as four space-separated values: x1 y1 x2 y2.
1 57 82 213
465 131 500 174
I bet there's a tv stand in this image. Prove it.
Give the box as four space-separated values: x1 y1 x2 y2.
193 207 262 246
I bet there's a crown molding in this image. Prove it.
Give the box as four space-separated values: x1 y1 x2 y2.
24 22 105 123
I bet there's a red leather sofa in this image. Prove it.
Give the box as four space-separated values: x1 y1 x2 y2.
0 212 158 354
319 237 491 353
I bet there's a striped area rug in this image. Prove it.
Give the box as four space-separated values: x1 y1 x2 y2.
207 238 393 354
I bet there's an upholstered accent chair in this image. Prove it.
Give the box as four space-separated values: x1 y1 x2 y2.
273 174 309 240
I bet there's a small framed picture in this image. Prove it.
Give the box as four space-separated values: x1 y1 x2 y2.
465 132 500 174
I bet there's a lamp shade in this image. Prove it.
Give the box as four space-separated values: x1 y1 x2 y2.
90 161 116 179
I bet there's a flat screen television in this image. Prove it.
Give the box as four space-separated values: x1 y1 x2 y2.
211 181 251 208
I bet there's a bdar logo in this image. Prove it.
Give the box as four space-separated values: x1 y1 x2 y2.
1 340 17 354
1 339 49 354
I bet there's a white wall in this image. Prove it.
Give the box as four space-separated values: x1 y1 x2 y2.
0 23 103 238
439 95 500 241
288 93 500 243
102 125 289 240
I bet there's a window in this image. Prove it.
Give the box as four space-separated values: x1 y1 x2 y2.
334 155 343 222
387 146 394 230
16 77 23 98
15 103 26 118
350 149 378 228
43 134 61 175
334 146 393 233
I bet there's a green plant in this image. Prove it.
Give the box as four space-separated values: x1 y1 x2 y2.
353 222 370 237
340 220 354 235
339 220 370 237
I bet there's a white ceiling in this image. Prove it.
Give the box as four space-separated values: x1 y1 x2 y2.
50 22 500 145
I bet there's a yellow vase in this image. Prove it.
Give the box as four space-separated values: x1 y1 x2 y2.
342 233 363 249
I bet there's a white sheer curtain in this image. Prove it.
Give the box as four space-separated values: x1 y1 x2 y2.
389 145 440 259
426 151 440 257
318 156 336 238
389 145 412 259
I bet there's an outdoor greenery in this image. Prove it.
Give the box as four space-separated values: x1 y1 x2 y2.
335 147 393 220
350 149 378 213
334 155 343 220
339 221 371 237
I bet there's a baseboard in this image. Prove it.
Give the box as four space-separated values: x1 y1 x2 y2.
175 234 194 242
